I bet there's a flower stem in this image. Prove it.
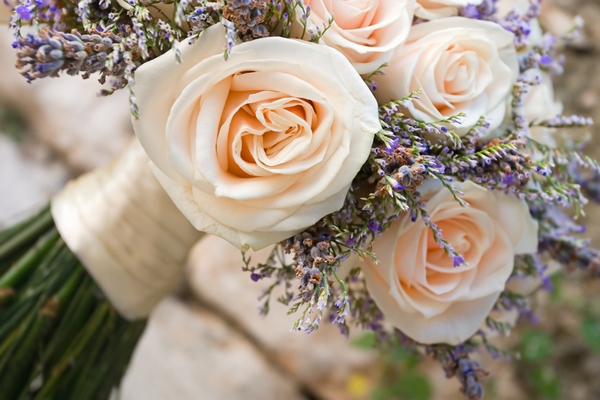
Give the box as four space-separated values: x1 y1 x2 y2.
0 205 147 399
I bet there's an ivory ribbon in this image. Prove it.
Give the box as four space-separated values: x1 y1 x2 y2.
52 138 204 320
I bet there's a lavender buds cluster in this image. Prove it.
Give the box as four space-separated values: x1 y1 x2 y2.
452 356 488 400
282 231 334 300
222 0 269 41
15 27 137 88
535 205 600 276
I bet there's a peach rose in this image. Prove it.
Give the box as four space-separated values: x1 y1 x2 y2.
300 0 415 74
495 0 544 50
373 17 519 134
415 0 482 20
521 69 563 147
361 180 538 344
495 0 529 18
132 24 380 251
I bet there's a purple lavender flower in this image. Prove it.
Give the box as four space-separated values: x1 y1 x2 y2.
250 273 261 282
16 5 32 20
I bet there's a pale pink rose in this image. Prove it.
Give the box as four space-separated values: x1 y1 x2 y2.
132 24 380 251
495 0 544 50
373 17 519 134
495 0 529 18
301 0 415 74
415 0 482 20
488 259 561 334
361 180 538 344
521 69 563 147
506 258 561 297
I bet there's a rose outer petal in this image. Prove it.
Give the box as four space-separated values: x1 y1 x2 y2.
133 25 380 250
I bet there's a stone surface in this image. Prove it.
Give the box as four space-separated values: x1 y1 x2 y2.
0 3 9 23
0 134 69 226
0 26 132 173
186 235 377 400
120 297 308 400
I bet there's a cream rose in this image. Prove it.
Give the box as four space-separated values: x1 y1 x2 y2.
495 0 529 17
373 17 519 134
300 0 415 74
133 24 380 251
361 180 538 345
522 69 563 147
415 0 482 20
495 0 544 50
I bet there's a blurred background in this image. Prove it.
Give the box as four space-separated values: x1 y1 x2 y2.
1 1 600 399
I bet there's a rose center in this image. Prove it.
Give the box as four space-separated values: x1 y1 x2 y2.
331 0 377 30
226 94 322 177
424 219 481 274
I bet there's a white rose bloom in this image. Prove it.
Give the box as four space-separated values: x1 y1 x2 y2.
495 0 529 17
373 17 519 134
361 180 538 345
415 0 482 20
496 0 544 50
132 24 380 251
522 69 563 147
506 259 561 297
301 0 415 74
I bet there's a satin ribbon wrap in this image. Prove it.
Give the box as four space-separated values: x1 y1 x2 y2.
51 139 204 320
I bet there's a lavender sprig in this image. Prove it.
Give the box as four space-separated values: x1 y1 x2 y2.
15 27 137 84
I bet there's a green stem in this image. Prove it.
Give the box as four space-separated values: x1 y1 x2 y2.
35 303 111 399
65 308 117 399
0 308 38 392
40 276 96 367
0 308 53 400
0 206 147 399
0 206 53 260
12 267 84 400
92 319 146 400
0 230 59 290
0 206 47 243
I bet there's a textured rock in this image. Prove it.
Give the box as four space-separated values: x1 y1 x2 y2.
0 3 9 23
120 297 308 400
0 27 131 172
0 134 69 226
187 235 377 400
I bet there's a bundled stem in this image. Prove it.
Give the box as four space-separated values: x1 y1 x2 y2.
0 206 146 400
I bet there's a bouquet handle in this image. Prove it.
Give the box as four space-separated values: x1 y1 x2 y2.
52 138 204 320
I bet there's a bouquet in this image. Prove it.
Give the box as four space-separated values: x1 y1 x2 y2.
2 0 599 398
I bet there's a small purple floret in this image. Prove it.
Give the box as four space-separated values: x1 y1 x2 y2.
453 255 465 267
368 220 382 233
250 273 261 282
16 5 32 20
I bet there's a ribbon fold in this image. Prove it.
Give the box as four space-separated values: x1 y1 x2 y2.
52 138 204 320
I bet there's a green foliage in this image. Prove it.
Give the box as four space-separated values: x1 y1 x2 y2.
352 331 378 349
352 333 433 400
521 331 554 362
372 371 432 400
0 107 26 142
529 366 560 400
581 318 600 353
549 274 563 302
518 330 561 400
